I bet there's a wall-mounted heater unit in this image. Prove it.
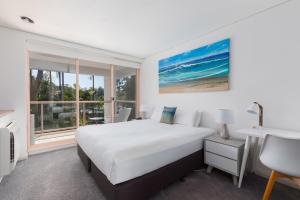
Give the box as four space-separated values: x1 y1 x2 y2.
0 122 19 178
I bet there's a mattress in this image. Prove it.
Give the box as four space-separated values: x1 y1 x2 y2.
76 119 214 185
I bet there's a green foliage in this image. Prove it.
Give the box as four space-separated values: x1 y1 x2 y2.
31 69 104 101
30 69 137 129
116 75 136 100
64 86 76 101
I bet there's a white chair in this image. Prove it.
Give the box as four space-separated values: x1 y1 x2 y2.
115 107 132 122
259 134 300 200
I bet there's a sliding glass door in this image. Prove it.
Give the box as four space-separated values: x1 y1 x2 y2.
29 53 77 144
114 66 138 121
29 52 139 147
79 60 112 125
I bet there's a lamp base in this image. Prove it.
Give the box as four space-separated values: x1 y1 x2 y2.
219 124 230 139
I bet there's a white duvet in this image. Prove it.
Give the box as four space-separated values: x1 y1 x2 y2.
76 119 214 185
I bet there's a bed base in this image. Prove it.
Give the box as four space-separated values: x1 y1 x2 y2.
77 145 91 172
77 145 204 200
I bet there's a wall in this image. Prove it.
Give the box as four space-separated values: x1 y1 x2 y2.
0 27 141 159
0 28 27 159
140 0 300 177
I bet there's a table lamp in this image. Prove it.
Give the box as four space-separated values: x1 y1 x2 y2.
215 109 234 139
247 102 263 127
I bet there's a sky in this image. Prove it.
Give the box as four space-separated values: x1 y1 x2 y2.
31 70 104 89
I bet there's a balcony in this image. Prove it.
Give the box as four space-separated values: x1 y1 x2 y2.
30 101 110 144
28 53 138 149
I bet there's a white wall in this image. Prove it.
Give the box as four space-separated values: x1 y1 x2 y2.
141 0 300 177
0 27 141 159
0 28 27 159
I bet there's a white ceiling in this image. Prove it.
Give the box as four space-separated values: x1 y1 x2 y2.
0 0 287 58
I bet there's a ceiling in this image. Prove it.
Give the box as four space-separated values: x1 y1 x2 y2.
0 0 287 58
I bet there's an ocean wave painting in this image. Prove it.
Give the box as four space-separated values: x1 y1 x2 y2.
159 39 230 93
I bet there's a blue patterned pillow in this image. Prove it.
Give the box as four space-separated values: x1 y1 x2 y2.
160 106 177 124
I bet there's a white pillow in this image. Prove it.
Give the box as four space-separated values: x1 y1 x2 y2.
174 109 202 127
140 105 154 119
174 109 195 126
150 107 163 121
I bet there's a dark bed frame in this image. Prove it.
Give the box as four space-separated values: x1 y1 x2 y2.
78 145 204 200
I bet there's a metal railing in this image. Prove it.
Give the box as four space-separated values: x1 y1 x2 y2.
30 101 105 135
79 101 106 126
30 100 137 136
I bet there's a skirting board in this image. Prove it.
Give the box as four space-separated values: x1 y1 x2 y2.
29 143 76 155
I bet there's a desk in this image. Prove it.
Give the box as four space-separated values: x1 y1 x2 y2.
237 128 300 188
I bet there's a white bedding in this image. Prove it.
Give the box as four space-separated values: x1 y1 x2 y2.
76 119 214 185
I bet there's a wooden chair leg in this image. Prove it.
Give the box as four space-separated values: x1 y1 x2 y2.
263 171 279 200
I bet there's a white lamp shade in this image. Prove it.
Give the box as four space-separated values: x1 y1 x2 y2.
247 103 259 114
215 109 234 124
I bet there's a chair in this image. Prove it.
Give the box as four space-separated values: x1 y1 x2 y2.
115 107 132 122
259 134 300 200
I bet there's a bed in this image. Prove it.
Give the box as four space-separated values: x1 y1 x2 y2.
76 119 214 200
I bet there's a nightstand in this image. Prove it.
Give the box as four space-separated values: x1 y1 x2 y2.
204 135 245 185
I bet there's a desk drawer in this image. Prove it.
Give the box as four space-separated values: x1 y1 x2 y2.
205 140 238 160
205 152 238 175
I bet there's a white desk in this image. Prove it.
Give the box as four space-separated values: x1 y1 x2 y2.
237 128 300 188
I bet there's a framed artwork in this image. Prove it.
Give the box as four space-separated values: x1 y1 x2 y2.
159 38 230 93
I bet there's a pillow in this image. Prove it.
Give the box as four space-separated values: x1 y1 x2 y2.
150 106 163 121
174 109 202 127
140 104 154 119
160 106 177 124
174 109 196 126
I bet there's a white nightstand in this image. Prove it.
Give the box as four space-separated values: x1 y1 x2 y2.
204 135 245 185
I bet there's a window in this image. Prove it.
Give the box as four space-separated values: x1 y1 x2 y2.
115 66 137 120
79 61 111 125
28 52 139 147
30 54 76 140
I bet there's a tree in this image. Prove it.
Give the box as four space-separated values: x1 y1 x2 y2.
116 75 136 100
31 70 105 102
30 69 44 100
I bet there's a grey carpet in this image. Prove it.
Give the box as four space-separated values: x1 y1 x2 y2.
0 147 299 200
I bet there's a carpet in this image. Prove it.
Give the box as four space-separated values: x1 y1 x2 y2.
0 147 299 200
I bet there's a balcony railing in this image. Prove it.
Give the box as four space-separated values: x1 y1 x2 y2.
30 100 136 136
79 101 108 126
30 101 108 135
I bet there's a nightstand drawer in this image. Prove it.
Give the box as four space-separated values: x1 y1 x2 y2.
205 152 238 175
206 140 239 160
